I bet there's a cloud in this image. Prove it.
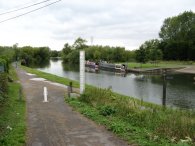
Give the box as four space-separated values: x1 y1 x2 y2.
0 0 195 50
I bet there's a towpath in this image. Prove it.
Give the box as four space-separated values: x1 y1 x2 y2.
176 66 195 74
15 67 129 146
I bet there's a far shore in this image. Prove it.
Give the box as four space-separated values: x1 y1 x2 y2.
175 66 195 74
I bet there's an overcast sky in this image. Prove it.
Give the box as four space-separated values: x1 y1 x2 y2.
0 0 195 50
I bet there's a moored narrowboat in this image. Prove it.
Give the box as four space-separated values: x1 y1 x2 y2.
99 61 127 72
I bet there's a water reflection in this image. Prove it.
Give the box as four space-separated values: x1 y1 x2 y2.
37 59 195 109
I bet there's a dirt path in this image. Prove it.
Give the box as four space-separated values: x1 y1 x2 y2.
176 66 195 74
16 67 129 146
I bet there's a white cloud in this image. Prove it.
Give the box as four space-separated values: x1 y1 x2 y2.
0 0 195 50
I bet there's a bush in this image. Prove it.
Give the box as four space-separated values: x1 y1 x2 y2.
0 73 8 102
99 105 117 116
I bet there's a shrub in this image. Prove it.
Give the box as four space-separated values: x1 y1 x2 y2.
99 105 117 116
0 73 8 102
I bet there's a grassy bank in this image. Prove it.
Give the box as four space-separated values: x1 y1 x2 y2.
0 66 26 146
21 65 79 88
66 88 195 146
21 65 195 146
125 61 195 69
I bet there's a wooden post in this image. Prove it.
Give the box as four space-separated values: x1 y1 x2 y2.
69 82 72 93
162 71 167 107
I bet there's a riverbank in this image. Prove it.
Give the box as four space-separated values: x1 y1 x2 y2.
175 66 195 74
0 66 26 146
126 61 194 69
21 65 195 146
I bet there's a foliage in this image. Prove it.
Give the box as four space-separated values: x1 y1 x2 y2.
0 58 9 73
76 87 195 145
61 37 136 64
19 46 50 66
0 46 15 62
135 46 148 63
0 67 26 146
159 11 195 60
135 39 163 63
50 50 61 57
99 105 117 116
0 73 8 102
72 37 88 50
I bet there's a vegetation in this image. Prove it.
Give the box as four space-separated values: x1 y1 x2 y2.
136 39 163 64
66 88 195 146
62 37 136 64
0 46 15 62
126 61 194 69
50 50 61 58
0 57 9 102
159 11 195 60
0 66 26 146
136 11 195 62
19 46 50 67
0 73 8 102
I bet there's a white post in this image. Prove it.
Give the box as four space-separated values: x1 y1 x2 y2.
80 51 85 94
43 87 48 102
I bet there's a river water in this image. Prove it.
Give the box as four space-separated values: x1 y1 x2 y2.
37 59 195 109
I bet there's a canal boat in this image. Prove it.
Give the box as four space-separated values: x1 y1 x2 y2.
85 60 99 71
99 61 127 73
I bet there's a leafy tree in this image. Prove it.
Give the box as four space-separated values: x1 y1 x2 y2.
66 50 80 64
20 46 50 66
159 11 195 60
61 38 136 64
62 43 72 54
135 46 148 64
73 37 88 50
50 50 60 57
62 43 72 62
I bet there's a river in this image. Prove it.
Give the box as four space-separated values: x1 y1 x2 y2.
37 59 195 109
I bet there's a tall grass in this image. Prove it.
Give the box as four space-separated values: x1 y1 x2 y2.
79 87 195 145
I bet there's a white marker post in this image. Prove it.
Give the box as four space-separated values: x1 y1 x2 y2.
80 51 85 94
43 87 48 102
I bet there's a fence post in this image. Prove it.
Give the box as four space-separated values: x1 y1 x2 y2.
162 70 167 107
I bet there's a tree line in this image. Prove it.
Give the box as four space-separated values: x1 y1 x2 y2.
61 37 135 64
136 11 195 63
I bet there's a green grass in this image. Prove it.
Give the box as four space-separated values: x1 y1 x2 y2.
66 88 195 146
21 65 79 88
0 66 26 146
125 61 195 69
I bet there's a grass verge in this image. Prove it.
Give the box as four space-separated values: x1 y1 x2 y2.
0 66 26 146
21 65 79 88
125 61 194 69
66 88 195 146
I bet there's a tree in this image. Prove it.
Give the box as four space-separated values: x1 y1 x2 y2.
50 50 60 57
62 43 72 55
73 37 88 50
159 11 195 60
135 46 148 64
135 39 163 64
